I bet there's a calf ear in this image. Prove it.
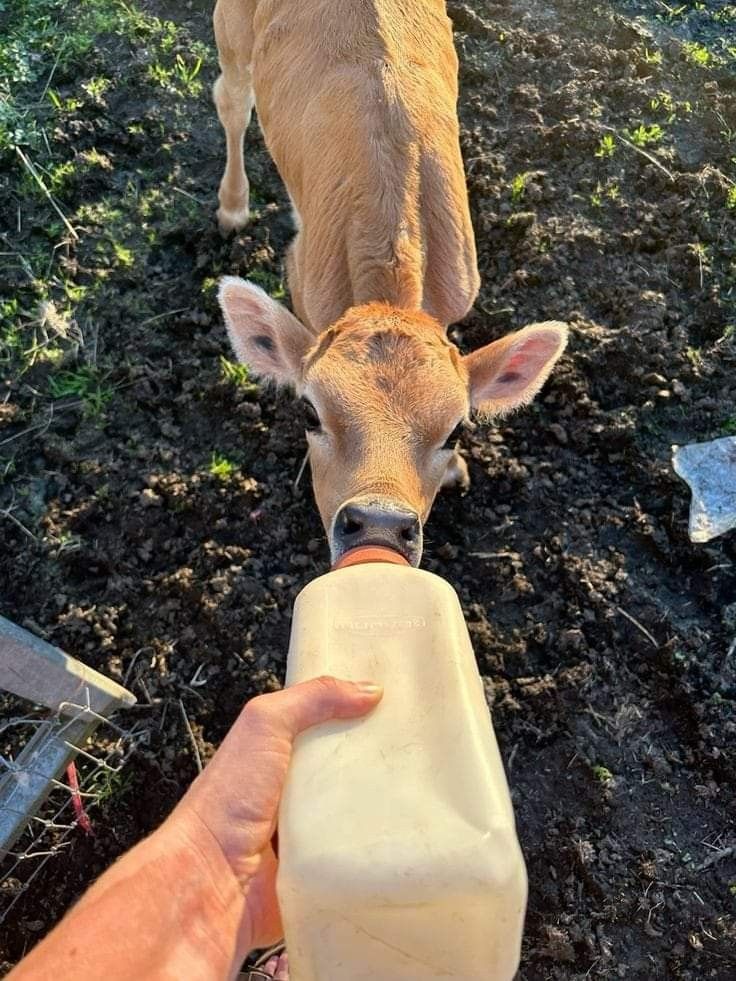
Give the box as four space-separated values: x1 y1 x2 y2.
218 276 314 386
464 322 568 416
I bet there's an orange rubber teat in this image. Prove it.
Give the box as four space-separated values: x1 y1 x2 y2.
332 546 410 570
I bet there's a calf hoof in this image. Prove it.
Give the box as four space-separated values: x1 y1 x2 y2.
442 451 470 492
217 204 250 235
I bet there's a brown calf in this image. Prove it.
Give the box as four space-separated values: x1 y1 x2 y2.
214 0 567 564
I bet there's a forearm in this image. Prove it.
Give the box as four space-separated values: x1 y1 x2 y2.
9 813 251 981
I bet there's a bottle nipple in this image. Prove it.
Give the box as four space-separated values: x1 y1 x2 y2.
332 546 411 570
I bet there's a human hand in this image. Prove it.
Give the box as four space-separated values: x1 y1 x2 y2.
170 676 382 952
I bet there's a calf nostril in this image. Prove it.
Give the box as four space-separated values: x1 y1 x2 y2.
400 525 417 542
341 516 363 537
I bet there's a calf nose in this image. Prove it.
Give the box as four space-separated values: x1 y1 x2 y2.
333 498 422 565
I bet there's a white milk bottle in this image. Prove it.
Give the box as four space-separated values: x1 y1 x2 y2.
277 546 527 980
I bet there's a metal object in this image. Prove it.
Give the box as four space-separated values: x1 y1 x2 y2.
0 615 136 859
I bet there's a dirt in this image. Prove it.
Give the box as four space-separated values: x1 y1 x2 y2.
1 0 735 977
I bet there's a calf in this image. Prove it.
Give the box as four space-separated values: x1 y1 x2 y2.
214 0 567 565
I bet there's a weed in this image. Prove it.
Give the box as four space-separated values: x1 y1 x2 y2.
50 529 83 555
112 241 135 268
248 268 286 300
727 186 736 210
595 134 616 158
1 457 17 483
685 346 703 369
80 147 113 170
642 48 662 66
146 62 173 89
81 76 112 103
48 366 114 416
714 5 736 22
510 172 530 203
174 54 203 94
87 765 133 804
682 41 714 67
625 124 664 148
721 416 736 436
46 160 75 195
147 52 205 96
47 90 84 113
209 452 237 480
590 179 620 207
650 91 691 124
593 765 614 784
656 2 686 19
220 356 257 390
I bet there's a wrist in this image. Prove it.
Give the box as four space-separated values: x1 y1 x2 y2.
162 807 254 967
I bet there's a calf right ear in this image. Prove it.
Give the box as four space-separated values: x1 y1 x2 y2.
218 276 314 386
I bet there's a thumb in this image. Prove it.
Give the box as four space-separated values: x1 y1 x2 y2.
255 676 383 740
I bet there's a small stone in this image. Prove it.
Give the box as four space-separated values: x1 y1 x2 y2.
672 379 686 397
140 488 162 507
437 542 459 560
549 423 568 445
559 628 584 652
643 372 667 386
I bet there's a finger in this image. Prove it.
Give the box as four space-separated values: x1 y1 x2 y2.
275 952 289 980
247 676 382 741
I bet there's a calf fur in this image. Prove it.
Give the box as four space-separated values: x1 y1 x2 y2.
214 0 567 564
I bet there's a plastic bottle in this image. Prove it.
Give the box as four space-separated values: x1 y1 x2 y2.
277 547 527 980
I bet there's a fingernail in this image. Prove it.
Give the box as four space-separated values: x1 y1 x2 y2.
355 681 382 695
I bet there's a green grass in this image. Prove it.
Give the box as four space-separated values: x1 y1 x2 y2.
48 366 114 416
87 764 133 804
0 0 232 417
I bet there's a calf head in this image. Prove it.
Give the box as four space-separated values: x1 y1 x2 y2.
219 277 567 566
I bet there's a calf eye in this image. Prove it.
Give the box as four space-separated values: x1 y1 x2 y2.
301 399 321 432
442 421 464 450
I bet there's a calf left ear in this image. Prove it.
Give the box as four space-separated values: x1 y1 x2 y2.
463 321 568 416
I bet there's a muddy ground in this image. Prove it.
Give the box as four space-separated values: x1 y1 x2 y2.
1 0 735 976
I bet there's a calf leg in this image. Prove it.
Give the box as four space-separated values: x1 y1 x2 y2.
213 0 255 233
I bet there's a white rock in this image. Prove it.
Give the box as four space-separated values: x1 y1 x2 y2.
672 436 736 543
